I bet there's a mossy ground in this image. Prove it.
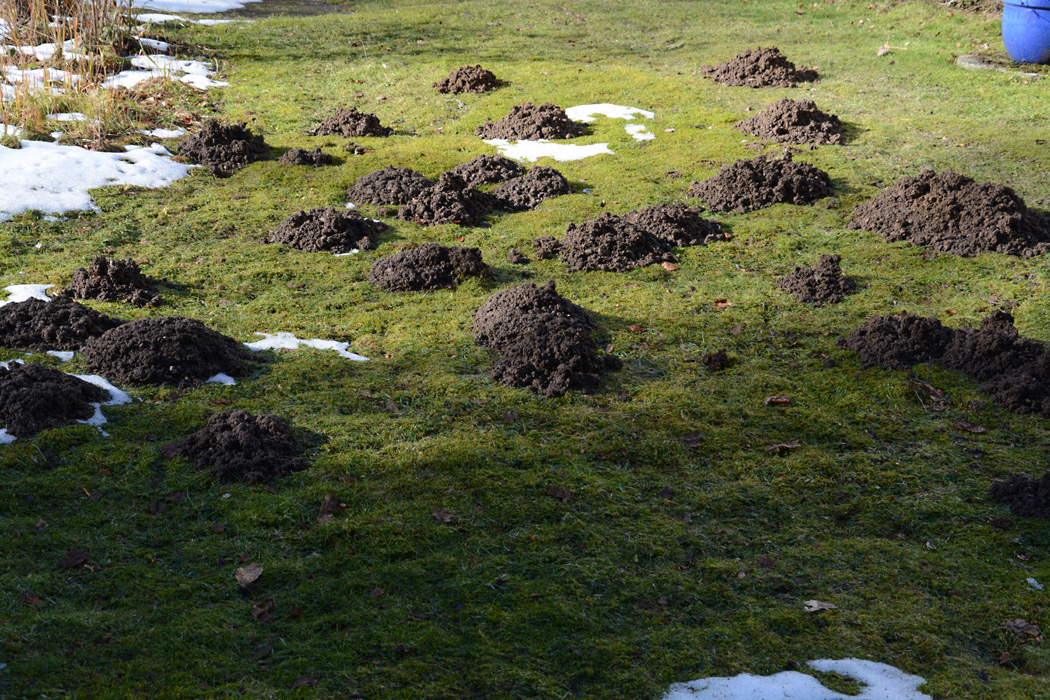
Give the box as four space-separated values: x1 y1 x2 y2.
2 1 1049 698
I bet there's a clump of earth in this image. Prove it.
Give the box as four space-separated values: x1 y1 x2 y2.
475 102 587 140
472 280 620 397
622 203 729 247
689 153 833 213
777 254 856 305
398 172 495 226
448 154 525 187
81 317 256 388
435 65 501 94
347 166 433 205
493 166 573 211
533 236 563 260
178 120 269 175
368 244 488 291
736 98 844 145
278 147 333 167
63 256 163 307
176 409 308 483
839 312 954 370
0 296 123 351
991 471 1050 519
268 208 387 253
848 169 1050 257
507 249 530 264
0 362 108 438
703 349 730 371
701 46 819 88
308 108 392 137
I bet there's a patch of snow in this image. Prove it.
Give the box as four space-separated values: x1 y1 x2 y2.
624 122 655 141
207 372 236 385
483 138 613 163
132 0 261 13
3 124 22 136
139 126 186 138
1028 577 1044 591
71 373 130 433
104 54 228 89
0 429 15 444
333 249 360 257
0 284 52 307
245 332 370 361
565 103 656 141
47 351 75 362
345 202 357 209
662 659 930 700
138 37 170 53
48 112 88 122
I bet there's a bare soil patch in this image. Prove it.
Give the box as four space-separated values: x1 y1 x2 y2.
448 154 525 187
839 312 954 370
533 236 562 260
347 166 433 205
622 203 728 247
777 254 856 305
991 471 1050 519
369 244 488 291
63 256 163 307
279 147 334 167
178 120 269 175
435 65 501 94
561 213 676 272
0 362 108 438
493 166 573 211
701 46 819 88
689 153 833 213
736 98 844 145
475 102 587 140
177 409 308 483
397 173 495 226
0 296 124 351
308 108 392 137
268 208 387 253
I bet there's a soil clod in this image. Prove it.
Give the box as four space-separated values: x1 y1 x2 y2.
435 65 501 94
369 244 488 291
703 349 730 371
991 471 1050 519
701 46 819 88
689 152 833 213
0 362 108 438
839 312 953 370
177 409 308 483
507 249 530 264
493 166 573 211
0 296 124 351
308 108 392 137
269 208 387 253
777 254 856 305
397 172 495 226
621 203 728 247
533 236 563 260
278 147 334 167
178 120 269 175
736 98 844 145
347 166 433 206
561 213 676 272
63 256 163 307
475 102 587 140
448 154 525 187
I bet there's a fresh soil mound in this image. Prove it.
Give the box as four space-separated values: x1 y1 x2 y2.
475 102 587 140
435 65 500 94
561 213 675 272
448 154 525 187
397 172 495 226
507 249 530 264
689 153 833 213
62 256 163 307
308 108 392 137
177 409 307 483
81 317 256 388
177 120 269 175
736 98 844 145
621 203 728 247
347 166 433 206
848 170 1050 257
0 362 107 438
838 312 954 370
472 281 619 397
533 236 563 260
777 254 856 305
493 166 573 211
0 296 124 351
991 471 1050 519
268 208 386 253
278 147 333 167
368 244 488 291
701 46 819 88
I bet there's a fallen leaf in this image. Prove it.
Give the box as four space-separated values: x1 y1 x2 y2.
954 421 987 434
763 396 792 407
766 439 801 455
626 324 646 333
659 486 674 498
292 677 318 688
250 599 274 622
661 262 679 271
251 641 274 660
210 523 225 534
431 506 455 523
713 299 733 308
757 556 776 569
235 562 264 588
159 443 179 460
58 548 88 569
18 592 45 606
370 587 385 598
1003 619 1042 641
546 484 576 501
909 378 949 411
804 599 837 612
318 493 340 523
877 42 891 56
730 324 745 336
454 236 465 242
681 433 704 449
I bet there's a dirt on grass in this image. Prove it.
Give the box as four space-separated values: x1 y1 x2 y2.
622 203 728 247
493 166 573 211
475 102 587 140
435 65 501 93
308 108 392 137
533 236 562 259
62 256 163 307
0 362 108 438
472 280 620 397
561 213 676 272
368 243 488 291
81 317 256 387
689 152 833 213
268 207 387 253
177 120 269 175
701 46 819 88
507 249 530 264
736 98 844 145
839 312 954 370
848 170 1050 257
347 166 433 205
991 471 1050 519
448 154 525 187
777 254 856 305
397 172 495 226
0 296 124 351
176 409 308 483
278 147 334 167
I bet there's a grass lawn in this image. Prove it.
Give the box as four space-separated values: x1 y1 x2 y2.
2 0 1049 697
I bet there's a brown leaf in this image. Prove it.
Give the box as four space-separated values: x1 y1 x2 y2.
370 587 385 598
454 236 465 242
909 378 949 411
681 433 704 449
730 323 745 336
18 592 45 606
626 324 645 333
318 493 339 523
292 677 318 688
1003 618 1042 641
210 523 225 534
546 485 576 501
58 547 88 569
766 439 801 455
876 42 891 56
954 421 987 434
251 641 274 660
235 562 264 588
803 599 837 612
661 262 679 271
757 556 776 569
659 486 674 498
763 396 792 407
250 599 274 621
713 299 733 308
431 507 455 524
159 443 179 460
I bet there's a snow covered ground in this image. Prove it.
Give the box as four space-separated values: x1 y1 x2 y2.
484 103 655 162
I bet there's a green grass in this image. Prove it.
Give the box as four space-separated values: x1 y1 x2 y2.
2 0 1050 698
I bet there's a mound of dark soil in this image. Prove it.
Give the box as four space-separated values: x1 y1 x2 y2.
703 349 730 371
736 98 844 145
533 236 563 260
82 317 256 388
448 154 525 187
839 312 954 370
475 102 587 140
177 120 268 175
472 281 619 397
269 208 387 253
561 213 675 272
507 249 530 264
689 153 833 213
991 471 1050 519
397 172 495 226
0 296 124 351
0 362 108 438
493 166 573 211
701 46 819 88
177 409 307 483
278 147 333 167
308 108 392 137
369 244 488 291
347 166 433 205
435 65 500 94
777 254 856 305
621 203 728 247
62 256 163 307
848 170 1050 257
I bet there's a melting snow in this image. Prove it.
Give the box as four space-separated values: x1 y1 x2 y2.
104 54 228 89
140 126 186 138
565 103 656 141
483 138 613 163
0 284 52 307
207 372 236 385
0 367 130 443
245 332 370 361
132 0 261 13
47 351 75 362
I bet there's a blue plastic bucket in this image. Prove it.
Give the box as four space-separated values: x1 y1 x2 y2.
1003 0 1050 64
